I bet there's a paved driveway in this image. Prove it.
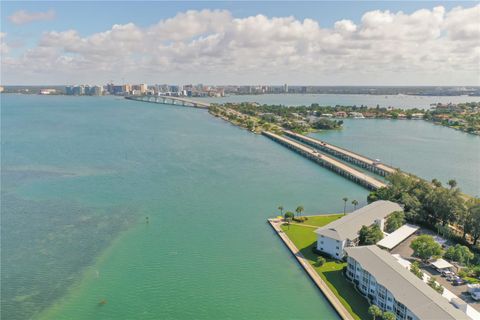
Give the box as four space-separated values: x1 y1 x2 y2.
391 229 480 312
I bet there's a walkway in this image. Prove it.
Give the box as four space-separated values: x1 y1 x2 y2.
263 131 386 190
284 130 396 177
268 218 355 320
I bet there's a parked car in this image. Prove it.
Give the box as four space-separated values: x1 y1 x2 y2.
446 274 457 281
453 278 465 286
467 284 480 293
471 291 480 301
441 270 454 277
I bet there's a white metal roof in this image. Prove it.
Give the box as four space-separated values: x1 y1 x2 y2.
431 258 454 270
377 224 419 250
315 200 403 241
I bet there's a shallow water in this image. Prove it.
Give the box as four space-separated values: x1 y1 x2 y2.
2 94 478 319
2 95 363 319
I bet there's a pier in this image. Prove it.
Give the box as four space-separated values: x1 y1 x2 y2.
263 131 386 190
125 95 210 109
284 131 396 177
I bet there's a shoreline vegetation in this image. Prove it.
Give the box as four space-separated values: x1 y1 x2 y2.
209 101 480 135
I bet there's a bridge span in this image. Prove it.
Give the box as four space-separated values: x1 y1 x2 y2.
283 130 396 177
125 95 210 109
263 131 386 190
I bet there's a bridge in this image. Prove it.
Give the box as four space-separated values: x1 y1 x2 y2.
125 95 211 109
283 130 397 177
263 131 386 190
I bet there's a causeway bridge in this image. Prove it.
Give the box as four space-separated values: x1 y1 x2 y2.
125 95 211 109
263 131 386 190
283 130 396 177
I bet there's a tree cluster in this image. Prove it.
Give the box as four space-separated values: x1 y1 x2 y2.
368 172 480 247
358 224 384 245
410 235 443 261
385 211 405 233
444 244 474 265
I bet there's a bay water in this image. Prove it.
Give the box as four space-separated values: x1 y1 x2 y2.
1 94 478 319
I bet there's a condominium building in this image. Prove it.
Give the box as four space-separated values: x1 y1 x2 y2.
345 246 469 320
315 200 402 259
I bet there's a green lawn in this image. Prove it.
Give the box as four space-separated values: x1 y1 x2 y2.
281 218 370 320
301 214 344 227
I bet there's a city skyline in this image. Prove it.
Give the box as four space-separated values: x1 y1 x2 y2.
1 1 479 86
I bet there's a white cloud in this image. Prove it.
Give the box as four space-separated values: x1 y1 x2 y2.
2 5 479 85
0 32 10 54
8 9 55 25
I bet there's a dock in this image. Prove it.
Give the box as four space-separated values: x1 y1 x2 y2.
263 131 386 190
267 218 355 320
284 130 396 177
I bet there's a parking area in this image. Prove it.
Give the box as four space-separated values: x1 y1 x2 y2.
391 229 480 312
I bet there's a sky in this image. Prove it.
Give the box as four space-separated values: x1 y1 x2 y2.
1 1 479 85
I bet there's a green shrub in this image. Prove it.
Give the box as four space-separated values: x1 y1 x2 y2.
316 256 326 267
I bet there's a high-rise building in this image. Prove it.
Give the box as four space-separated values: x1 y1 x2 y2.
89 85 103 96
284 83 288 93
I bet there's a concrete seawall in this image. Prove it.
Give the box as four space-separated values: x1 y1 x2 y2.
267 219 354 320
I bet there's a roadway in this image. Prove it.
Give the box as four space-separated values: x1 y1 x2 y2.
263 131 386 190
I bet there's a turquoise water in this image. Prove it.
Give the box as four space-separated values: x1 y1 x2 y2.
198 93 480 109
310 119 480 197
2 94 478 319
2 95 370 319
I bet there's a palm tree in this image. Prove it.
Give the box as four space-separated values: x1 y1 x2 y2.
352 199 359 211
278 206 284 216
295 205 304 217
368 305 382 320
432 178 442 188
448 179 457 190
342 197 348 215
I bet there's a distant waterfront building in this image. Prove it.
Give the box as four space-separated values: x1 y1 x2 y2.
72 85 85 95
89 85 103 96
411 113 425 120
40 89 56 95
349 112 365 119
0 86 4 93
131 84 147 94
66 85 103 96
345 245 469 320
284 83 288 93
334 111 348 118
315 200 402 259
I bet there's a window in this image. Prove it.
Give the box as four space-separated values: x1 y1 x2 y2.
320 248 324 250
407 316 412 320
336 246 339 249
320 241 324 244
335 253 339 256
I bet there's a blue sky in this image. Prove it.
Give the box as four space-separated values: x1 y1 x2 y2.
1 1 479 85
3 1 476 38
